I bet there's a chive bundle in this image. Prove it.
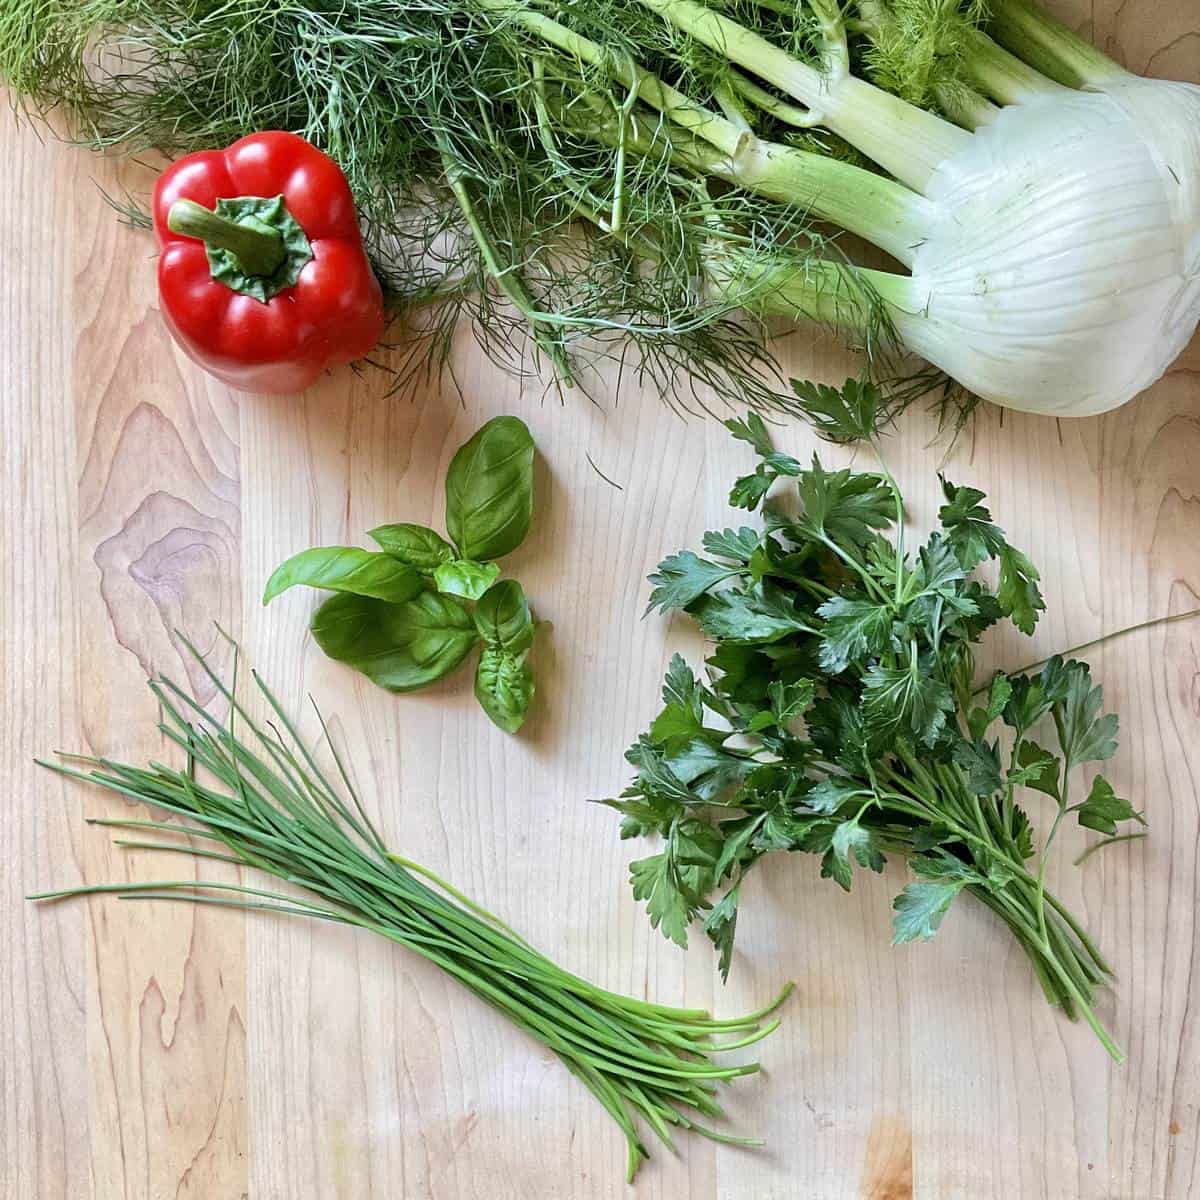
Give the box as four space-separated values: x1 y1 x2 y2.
32 639 788 1180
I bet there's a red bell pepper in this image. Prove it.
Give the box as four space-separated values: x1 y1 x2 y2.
152 131 385 394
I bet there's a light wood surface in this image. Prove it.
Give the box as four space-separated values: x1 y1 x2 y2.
2 5 1198 1196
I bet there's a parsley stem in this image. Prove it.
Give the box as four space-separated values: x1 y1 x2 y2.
972 604 1200 694
1074 831 1147 867
1036 788 1069 944
869 438 906 607
987 886 1123 1062
817 533 890 603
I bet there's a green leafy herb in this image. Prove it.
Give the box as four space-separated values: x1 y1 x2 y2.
267 417 542 731
433 558 502 600
475 645 534 733
891 878 966 944
608 405 1145 1061
474 579 535 653
1074 775 1144 837
471 580 536 732
789 377 886 444
368 524 457 571
32 639 788 1183
312 590 478 692
263 547 423 605
445 416 535 562
940 476 1046 634
646 551 742 614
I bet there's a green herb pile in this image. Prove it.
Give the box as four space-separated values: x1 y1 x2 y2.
266 416 540 732
34 637 789 1180
606 387 1144 1060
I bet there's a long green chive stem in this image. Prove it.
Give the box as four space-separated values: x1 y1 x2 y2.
32 640 789 1179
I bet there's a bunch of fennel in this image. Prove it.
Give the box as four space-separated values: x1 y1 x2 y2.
4 0 1196 417
32 642 788 1181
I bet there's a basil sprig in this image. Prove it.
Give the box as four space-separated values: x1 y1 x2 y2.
265 416 539 732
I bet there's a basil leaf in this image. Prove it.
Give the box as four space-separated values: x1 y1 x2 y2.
474 645 534 733
474 579 534 653
367 523 456 572
263 547 423 605
311 590 478 692
445 416 535 561
433 559 501 601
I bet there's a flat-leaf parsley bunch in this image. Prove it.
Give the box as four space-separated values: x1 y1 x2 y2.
607 388 1144 1060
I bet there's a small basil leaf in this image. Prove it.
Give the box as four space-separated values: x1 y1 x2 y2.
311 590 478 692
475 645 534 733
367 523 456 572
445 416 535 561
433 559 501 601
474 579 534 653
263 547 423 605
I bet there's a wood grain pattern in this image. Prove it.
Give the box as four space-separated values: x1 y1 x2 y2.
2 2 1198 1196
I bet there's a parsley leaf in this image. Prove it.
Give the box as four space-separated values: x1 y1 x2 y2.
891 878 966 943
629 852 693 948
953 736 1003 796
940 477 1044 633
789 377 884 444
795 458 896 550
938 477 1007 568
703 526 761 564
724 414 802 510
822 820 885 891
806 776 871 815
694 582 815 642
1075 775 1144 836
724 411 775 456
862 652 955 746
625 737 697 804
817 595 894 673
769 678 816 723
662 653 703 716
703 886 742 981
968 673 1013 740
649 702 706 749
646 551 739 613
1013 740 1061 801
998 545 1045 635
601 792 680 839
1052 659 1119 769
1003 670 1057 732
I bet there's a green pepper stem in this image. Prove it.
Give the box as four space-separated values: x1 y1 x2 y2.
167 198 287 277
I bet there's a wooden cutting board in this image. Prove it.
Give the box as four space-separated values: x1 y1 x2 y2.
2 3 1198 1196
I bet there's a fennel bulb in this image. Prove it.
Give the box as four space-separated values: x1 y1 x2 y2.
894 79 1200 414
641 0 1200 417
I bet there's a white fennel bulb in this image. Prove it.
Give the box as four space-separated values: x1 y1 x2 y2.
636 0 1200 419
892 79 1200 416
